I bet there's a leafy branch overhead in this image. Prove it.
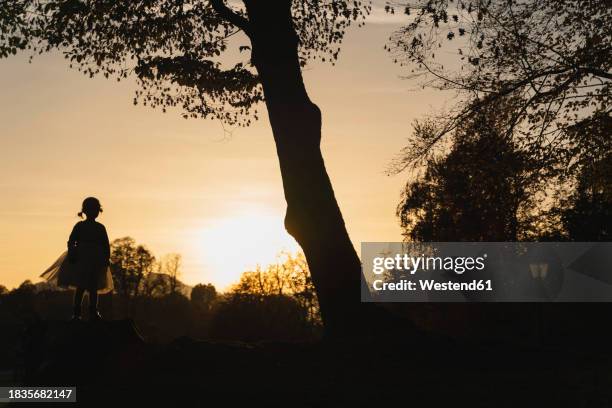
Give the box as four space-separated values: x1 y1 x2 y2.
3 0 370 125
387 0 611 176
0 0 31 57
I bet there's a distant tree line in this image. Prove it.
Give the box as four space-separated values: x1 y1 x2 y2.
213 252 321 341
0 241 320 365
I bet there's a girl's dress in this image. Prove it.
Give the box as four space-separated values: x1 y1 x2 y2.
41 220 113 294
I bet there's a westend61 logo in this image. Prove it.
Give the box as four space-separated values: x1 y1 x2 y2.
372 254 487 275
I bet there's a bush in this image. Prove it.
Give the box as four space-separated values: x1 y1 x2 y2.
210 294 313 342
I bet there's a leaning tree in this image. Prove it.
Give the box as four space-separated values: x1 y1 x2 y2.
0 0 388 336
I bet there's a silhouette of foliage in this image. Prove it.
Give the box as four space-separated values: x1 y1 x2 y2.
160 253 182 295
110 237 156 299
6 0 369 125
387 0 611 178
0 0 31 57
397 99 541 241
210 293 313 341
140 270 171 298
232 252 320 325
561 153 612 241
190 283 217 310
0 245 321 348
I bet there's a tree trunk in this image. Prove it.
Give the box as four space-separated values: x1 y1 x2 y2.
244 1 369 337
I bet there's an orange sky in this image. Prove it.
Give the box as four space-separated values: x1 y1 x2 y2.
0 9 447 290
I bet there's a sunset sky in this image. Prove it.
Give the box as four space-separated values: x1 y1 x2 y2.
0 6 448 290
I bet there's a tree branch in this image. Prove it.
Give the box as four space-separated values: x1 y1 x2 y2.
210 0 251 36
580 67 612 81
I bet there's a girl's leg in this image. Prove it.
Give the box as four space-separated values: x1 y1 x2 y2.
88 287 99 319
73 288 85 319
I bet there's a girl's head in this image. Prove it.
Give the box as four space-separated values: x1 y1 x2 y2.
78 197 103 219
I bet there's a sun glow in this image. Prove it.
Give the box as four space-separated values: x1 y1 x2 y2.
194 209 300 289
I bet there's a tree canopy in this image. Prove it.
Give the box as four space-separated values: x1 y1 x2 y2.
387 0 611 178
397 99 541 241
231 251 319 324
110 237 156 298
3 0 370 125
560 153 612 241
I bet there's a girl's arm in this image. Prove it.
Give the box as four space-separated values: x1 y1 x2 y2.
68 223 79 263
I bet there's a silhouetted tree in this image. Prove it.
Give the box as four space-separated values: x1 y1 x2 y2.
3 0 375 336
140 268 171 298
3 281 38 317
110 237 156 301
387 0 611 180
234 265 284 296
561 154 612 241
232 252 320 324
190 283 217 310
281 252 320 324
161 253 182 295
396 100 539 241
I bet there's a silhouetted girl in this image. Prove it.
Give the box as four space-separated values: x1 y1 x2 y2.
41 197 113 321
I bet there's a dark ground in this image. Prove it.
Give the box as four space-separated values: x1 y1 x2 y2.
7 318 612 407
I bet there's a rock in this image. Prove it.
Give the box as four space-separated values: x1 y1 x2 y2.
22 319 145 385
